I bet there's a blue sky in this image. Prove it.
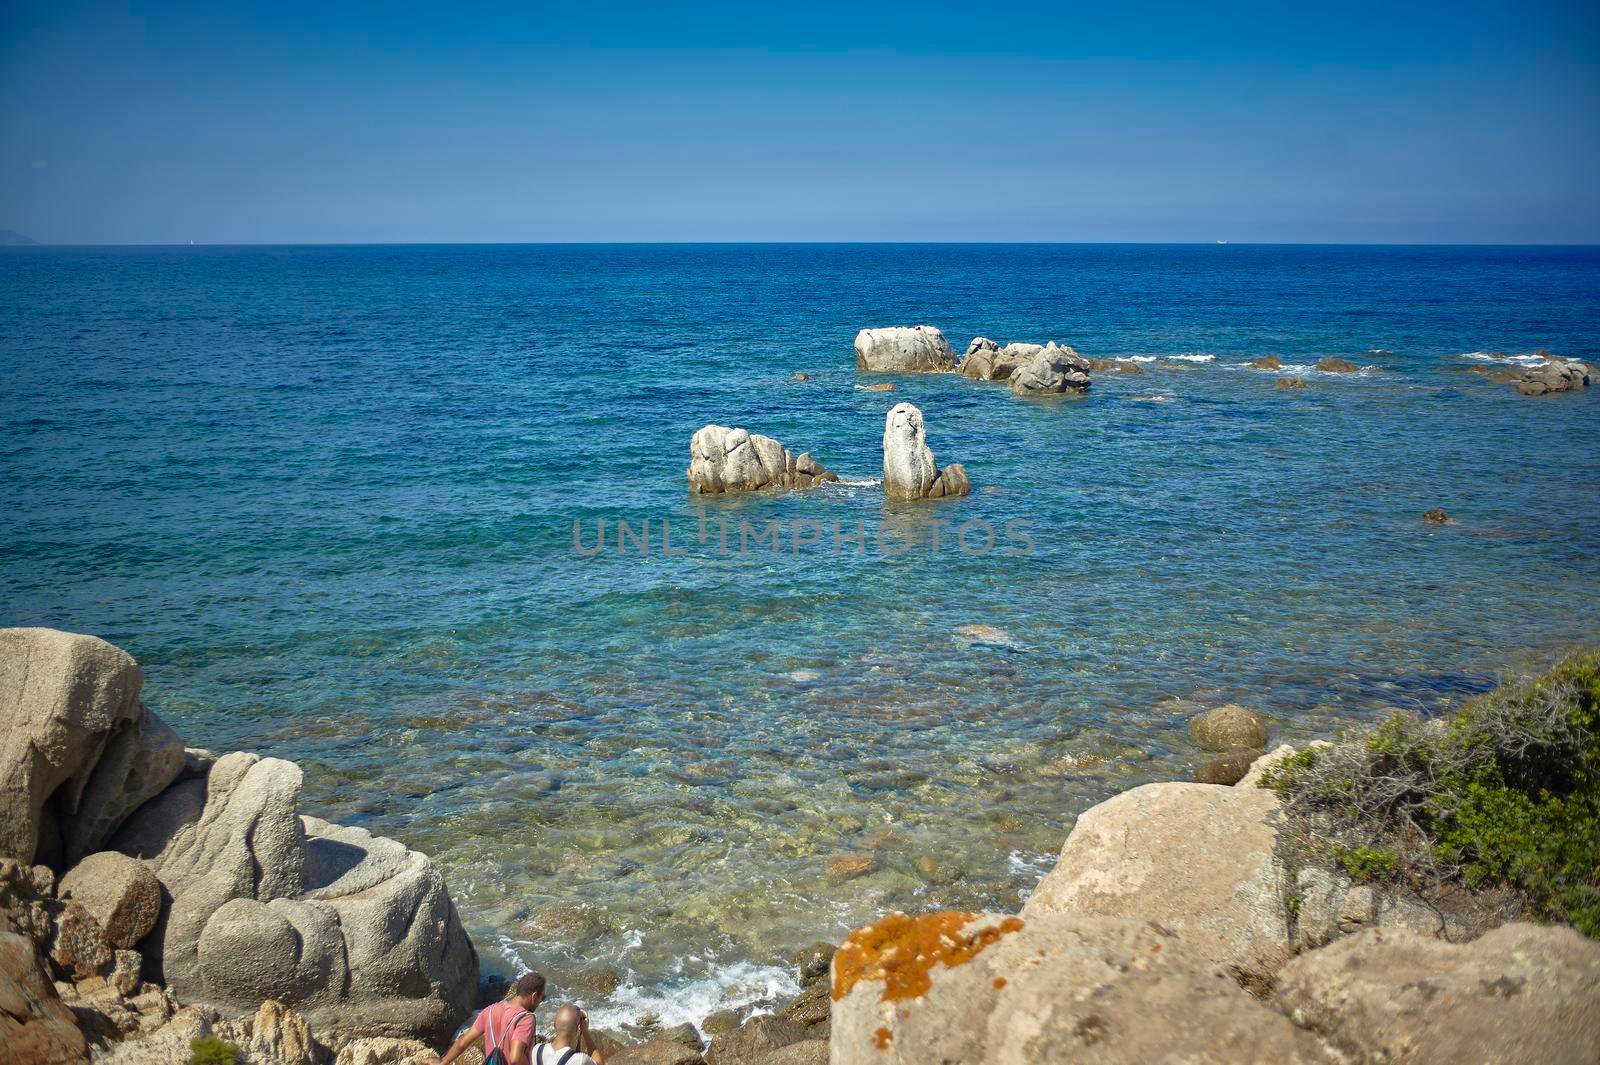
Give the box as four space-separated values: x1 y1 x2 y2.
1 1 1597 243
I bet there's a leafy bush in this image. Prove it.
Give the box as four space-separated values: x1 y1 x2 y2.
190 1036 240 1065
1336 845 1401 882
1266 649 1600 936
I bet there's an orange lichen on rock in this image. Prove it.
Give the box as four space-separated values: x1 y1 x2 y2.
874 1026 893 1050
992 977 1007 990
832 911 1025 1003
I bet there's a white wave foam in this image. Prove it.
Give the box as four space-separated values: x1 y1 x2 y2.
834 477 881 488
1130 393 1177 403
601 959 800 1033
1121 355 1158 363
1459 351 1547 367
1008 849 1057 878
1164 353 1216 363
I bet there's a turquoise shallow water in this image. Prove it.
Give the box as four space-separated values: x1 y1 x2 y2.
3 243 1599 1026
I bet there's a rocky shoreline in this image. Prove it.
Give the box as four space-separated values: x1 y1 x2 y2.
5 628 1598 1065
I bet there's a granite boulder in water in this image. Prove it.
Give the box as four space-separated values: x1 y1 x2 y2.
854 326 957 373
1515 358 1591 396
687 425 838 493
1008 342 1092 395
881 403 970 500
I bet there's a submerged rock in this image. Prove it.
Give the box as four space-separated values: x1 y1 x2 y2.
1315 357 1360 373
1424 507 1453 524
1276 376 1308 389
687 425 839 493
882 403 971 500
1022 782 1293 983
1275 924 1600 1065
1250 355 1284 370
1008 342 1092 395
854 326 956 373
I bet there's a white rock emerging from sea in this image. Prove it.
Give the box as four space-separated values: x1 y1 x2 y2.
854 326 957 373
959 339 1043 382
687 425 838 493
882 403 970 500
1008 342 1092 395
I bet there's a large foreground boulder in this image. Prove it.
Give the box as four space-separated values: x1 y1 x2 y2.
0 629 185 867
828 912 1333 1065
1007 343 1091 395
112 752 478 1044
687 426 838 493
1275 924 1600 1065
881 403 970 500
854 327 956 373
1516 357 1591 396
1022 782 1292 983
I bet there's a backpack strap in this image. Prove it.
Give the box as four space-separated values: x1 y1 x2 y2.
556 1050 577 1065
488 1008 529 1055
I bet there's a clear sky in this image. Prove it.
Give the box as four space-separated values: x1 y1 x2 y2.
2 0 1598 244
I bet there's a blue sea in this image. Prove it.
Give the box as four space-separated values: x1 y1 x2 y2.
3 243 1598 1026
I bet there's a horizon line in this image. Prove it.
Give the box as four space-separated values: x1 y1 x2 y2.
7 239 1600 249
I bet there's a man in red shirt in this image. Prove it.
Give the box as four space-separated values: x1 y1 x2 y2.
432 972 546 1065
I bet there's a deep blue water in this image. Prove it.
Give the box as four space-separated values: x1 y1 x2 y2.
3 243 1598 1025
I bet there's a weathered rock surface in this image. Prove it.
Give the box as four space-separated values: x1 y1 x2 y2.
611 1039 706 1065
1 927 89 1065
1275 923 1600 1065
249 999 319 1065
1195 748 1260 785
829 912 1333 1065
687 426 838 494
333 1036 436 1065
1250 355 1284 369
1007 342 1091 395
758 1042 826 1065
706 1012 806 1065
1315 357 1360 373
854 326 956 373
112 754 477 1044
881 403 970 500
0 628 185 867
958 338 1030 381
57 852 161 950
48 899 113 981
1516 357 1592 396
1189 703 1269 751
1022 782 1292 982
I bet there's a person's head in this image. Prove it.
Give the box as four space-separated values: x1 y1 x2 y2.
551 1004 583 1040
512 972 546 1010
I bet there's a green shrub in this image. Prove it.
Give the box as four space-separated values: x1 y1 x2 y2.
1269 649 1600 937
1336 845 1401 882
190 1036 240 1065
